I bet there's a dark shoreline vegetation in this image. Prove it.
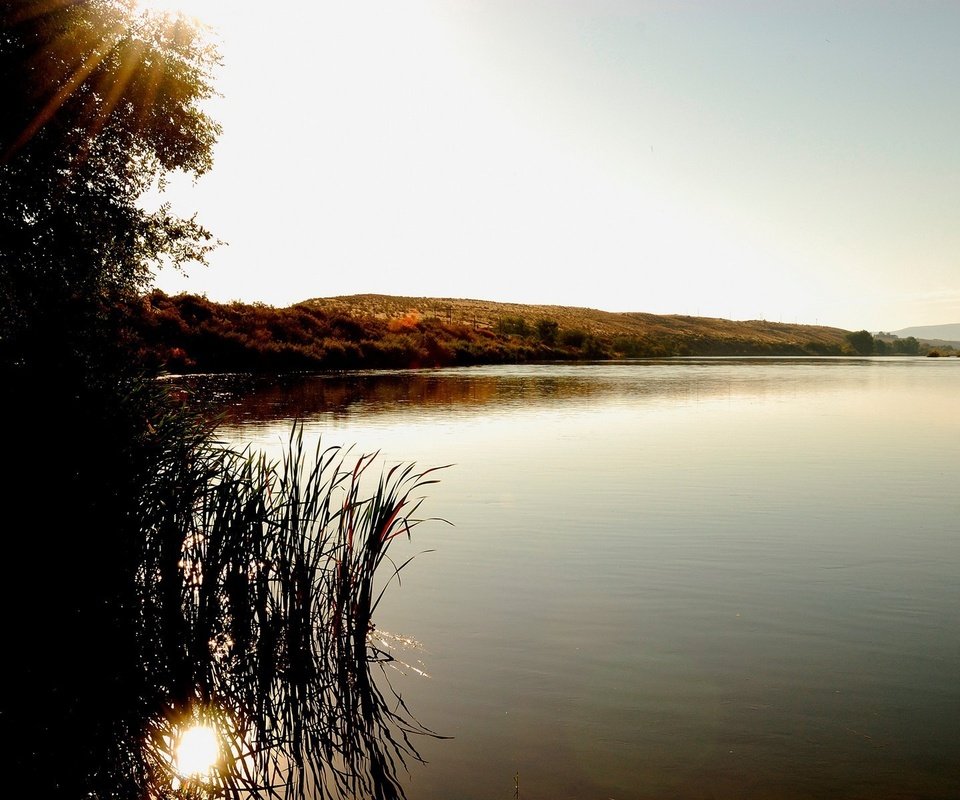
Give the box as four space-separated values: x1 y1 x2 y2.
124 291 953 375
2 3 442 799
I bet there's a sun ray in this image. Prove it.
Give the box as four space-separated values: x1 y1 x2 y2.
7 23 126 160
133 0 223 26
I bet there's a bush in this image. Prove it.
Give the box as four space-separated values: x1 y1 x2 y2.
559 328 587 348
496 316 530 337
535 319 559 345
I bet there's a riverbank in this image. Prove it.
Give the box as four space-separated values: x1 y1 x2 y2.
124 291 861 373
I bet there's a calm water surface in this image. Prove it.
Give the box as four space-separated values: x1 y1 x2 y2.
193 358 960 799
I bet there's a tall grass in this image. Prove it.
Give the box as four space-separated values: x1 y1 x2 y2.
132 422 447 800
3 352 445 799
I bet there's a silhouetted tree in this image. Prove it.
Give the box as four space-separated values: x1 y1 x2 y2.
0 0 220 370
1 2 219 796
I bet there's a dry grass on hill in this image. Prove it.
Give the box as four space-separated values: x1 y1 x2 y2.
305 294 850 354
125 291 857 374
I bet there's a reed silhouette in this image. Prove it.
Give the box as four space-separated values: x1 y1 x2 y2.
4 373 446 799
135 424 447 800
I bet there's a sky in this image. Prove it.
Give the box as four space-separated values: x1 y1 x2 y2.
146 0 960 331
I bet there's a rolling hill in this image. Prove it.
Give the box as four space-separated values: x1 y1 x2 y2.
889 323 960 347
891 323 960 340
305 294 851 354
126 291 868 374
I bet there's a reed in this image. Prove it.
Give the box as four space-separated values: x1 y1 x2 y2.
4 354 443 799
131 421 448 800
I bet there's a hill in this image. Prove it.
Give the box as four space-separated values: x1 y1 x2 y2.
886 323 960 349
125 291 858 374
890 323 960 341
306 294 852 355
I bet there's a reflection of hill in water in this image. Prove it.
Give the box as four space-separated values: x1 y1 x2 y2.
171 360 858 424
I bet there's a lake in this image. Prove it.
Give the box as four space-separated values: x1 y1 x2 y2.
191 357 960 799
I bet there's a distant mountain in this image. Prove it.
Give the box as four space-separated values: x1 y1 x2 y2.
889 323 960 341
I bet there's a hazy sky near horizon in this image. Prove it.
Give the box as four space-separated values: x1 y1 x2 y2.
148 0 960 331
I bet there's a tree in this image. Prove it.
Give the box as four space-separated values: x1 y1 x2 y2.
894 335 920 356
844 329 875 356
0 0 220 369
1 4 222 797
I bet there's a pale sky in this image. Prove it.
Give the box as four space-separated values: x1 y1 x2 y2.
148 0 960 331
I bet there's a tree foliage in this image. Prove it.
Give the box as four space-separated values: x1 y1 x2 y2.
0 3 221 797
844 329 875 356
0 0 220 366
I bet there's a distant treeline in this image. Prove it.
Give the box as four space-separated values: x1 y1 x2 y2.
847 330 956 357
122 292 918 374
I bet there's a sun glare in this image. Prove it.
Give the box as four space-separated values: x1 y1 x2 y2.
175 724 220 779
133 0 222 25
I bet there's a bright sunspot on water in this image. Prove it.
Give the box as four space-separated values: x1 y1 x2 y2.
175 724 220 778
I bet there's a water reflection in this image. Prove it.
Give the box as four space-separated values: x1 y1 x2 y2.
185 357 960 800
170 357 887 425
